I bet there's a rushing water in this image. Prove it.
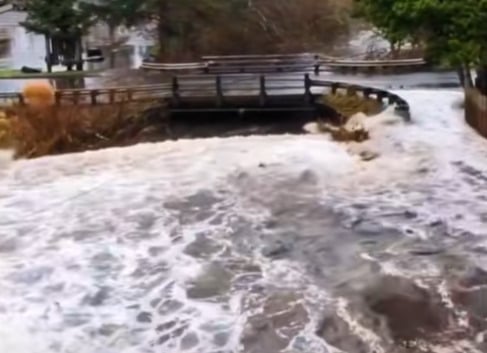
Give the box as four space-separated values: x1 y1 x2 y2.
1 89 487 353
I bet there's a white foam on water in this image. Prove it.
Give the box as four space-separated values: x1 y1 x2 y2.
1 89 487 352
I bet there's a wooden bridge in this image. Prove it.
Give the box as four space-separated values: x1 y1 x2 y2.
0 73 411 121
0 54 418 123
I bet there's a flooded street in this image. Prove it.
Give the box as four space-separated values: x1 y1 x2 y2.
1 89 487 352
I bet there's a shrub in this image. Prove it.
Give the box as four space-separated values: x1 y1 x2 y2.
0 110 12 148
0 80 169 158
8 101 163 158
21 80 55 108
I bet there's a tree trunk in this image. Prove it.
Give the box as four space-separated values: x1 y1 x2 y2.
390 42 398 59
458 64 474 88
108 23 116 68
457 66 465 87
157 1 168 58
475 66 487 95
75 37 83 71
45 35 52 73
464 64 474 88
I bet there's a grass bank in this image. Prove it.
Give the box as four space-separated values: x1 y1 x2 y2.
1 101 167 158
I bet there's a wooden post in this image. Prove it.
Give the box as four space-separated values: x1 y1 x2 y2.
90 90 98 105
376 91 386 103
73 91 80 105
363 88 372 99
55 91 62 106
331 82 339 94
314 54 320 75
109 90 115 104
172 76 180 106
304 74 312 105
215 75 223 106
18 93 24 105
259 75 267 106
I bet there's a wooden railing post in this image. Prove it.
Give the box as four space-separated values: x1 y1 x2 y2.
314 54 320 75
215 75 223 106
172 76 180 106
259 75 267 106
73 91 80 105
55 91 62 105
363 88 372 99
376 91 386 103
304 73 312 105
331 82 339 94
109 90 115 104
90 90 98 105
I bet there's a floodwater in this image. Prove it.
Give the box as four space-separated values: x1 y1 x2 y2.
1 89 487 353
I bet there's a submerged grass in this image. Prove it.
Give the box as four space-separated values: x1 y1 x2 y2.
323 91 383 118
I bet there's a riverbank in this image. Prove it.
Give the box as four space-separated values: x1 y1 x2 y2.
0 88 384 159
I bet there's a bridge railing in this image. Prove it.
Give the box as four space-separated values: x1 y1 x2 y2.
0 84 172 107
168 74 410 120
0 73 410 121
309 78 410 120
140 53 427 74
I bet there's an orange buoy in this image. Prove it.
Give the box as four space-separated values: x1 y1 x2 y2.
21 80 55 108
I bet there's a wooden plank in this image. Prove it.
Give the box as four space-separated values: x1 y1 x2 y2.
206 58 315 65
202 53 314 60
141 62 207 71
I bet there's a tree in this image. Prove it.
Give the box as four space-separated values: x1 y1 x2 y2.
141 0 351 59
138 0 250 59
355 0 487 87
79 0 143 67
21 0 94 71
22 0 93 36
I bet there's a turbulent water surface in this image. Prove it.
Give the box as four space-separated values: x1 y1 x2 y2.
1 90 487 353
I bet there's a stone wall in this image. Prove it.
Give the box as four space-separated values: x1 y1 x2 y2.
465 89 487 138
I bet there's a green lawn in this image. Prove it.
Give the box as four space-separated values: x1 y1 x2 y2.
0 68 103 79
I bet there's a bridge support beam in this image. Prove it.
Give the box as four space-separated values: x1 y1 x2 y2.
259 75 267 106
